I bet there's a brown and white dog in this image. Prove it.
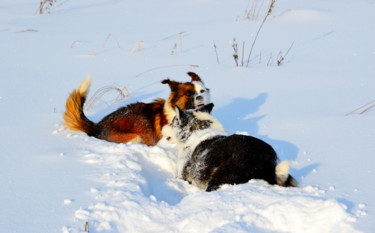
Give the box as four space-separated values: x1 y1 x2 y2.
63 72 211 146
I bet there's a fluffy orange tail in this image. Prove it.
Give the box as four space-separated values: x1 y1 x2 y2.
63 75 95 134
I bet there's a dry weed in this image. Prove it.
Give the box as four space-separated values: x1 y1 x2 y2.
213 41 220 64
84 85 131 111
86 33 123 56
263 42 294 66
131 40 143 53
170 32 185 55
345 100 375 116
232 38 239 67
15 29 38 33
237 0 266 21
276 41 294 66
246 0 276 67
37 0 66 14
84 221 90 232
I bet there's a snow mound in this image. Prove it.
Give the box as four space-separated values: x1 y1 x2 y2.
63 135 359 233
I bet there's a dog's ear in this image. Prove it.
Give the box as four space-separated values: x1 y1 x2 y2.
162 79 179 91
187 72 203 83
174 105 185 124
198 103 214 114
161 79 171 84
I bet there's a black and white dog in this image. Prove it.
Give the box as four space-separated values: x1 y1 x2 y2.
163 103 297 191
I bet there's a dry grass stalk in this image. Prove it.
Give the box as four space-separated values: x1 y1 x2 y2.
170 43 177 55
241 41 245 66
87 33 123 56
38 0 56 14
213 41 220 64
178 32 184 53
240 0 266 21
170 32 185 55
360 104 375 114
267 53 273 66
100 33 122 52
345 100 375 116
131 40 143 53
37 0 67 14
277 41 294 66
246 0 276 67
232 38 239 67
15 29 38 33
84 221 90 232
231 39 246 67
257 42 294 66
84 85 131 111
276 51 283 65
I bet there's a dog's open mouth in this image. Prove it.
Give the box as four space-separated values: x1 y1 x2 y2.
195 104 204 109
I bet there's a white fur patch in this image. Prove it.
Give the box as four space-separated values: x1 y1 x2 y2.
275 161 290 185
193 81 211 106
193 111 225 132
128 135 143 144
161 124 177 144
193 81 208 92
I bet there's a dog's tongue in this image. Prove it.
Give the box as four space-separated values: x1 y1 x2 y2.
195 105 203 109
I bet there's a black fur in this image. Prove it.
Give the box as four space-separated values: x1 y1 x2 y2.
182 134 281 191
173 104 297 191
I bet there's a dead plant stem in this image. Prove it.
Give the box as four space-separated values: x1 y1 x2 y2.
246 0 276 67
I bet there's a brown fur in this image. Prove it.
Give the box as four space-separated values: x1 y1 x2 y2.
64 81 93 133
63 72 206 146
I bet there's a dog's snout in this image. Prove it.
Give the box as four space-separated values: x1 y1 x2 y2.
196 95 203 101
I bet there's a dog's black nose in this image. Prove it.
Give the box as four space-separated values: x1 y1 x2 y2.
196 96 203 101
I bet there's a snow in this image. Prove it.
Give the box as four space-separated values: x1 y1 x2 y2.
1 0 374 232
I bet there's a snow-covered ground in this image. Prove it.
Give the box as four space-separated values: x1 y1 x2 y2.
1 0 374 232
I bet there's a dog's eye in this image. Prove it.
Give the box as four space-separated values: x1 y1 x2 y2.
200 90 205 94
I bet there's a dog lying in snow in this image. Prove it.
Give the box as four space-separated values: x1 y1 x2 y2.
163 103 297 191
63 72 211 146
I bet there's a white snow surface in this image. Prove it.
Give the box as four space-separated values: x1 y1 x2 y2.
1 0 374 232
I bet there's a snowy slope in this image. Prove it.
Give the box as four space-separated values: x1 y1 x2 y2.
0 0 374 232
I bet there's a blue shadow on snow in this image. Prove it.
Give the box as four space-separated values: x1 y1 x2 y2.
214 94 318 183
